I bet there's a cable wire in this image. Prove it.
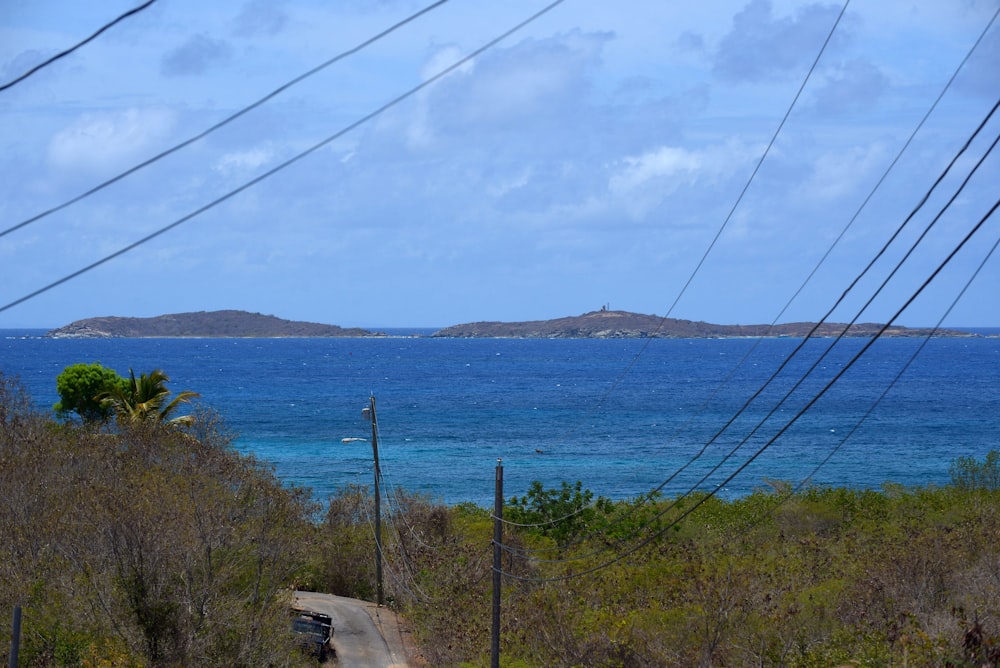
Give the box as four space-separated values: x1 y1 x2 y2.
0 1 159 93
500 105 1000 560
746 226 1000 533
624 0 1000 511
499 0 995 542
0 0 450 240
0 0 569 315
655 123 1000 513
597 0 997 519
498 0 999 550
500 87 1000 551
369 403 484 606
374 410 452 553
640 98 1000 497
501 191 1000 582
497 0 852 533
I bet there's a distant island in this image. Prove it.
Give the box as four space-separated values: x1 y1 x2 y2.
46 310 377 338
45 309 976 339
431 309 975 339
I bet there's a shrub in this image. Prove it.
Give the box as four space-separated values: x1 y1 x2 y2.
950 450 1000 491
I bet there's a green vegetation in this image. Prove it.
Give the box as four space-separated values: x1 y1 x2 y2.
5 368 1000 666
312 477 1000 667
950 449 1000 491
99 368 199 426
507 480 615 543
1 373 317 667
54 362 128 423
54 363 198 426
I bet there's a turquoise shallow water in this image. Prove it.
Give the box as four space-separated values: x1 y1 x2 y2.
2 332 998 506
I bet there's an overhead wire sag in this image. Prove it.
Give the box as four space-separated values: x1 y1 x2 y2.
500 0 852 533
748 224 1000 533
372 402 453 553
0 0 451 240
498 5 998 542
634 1 1000 505
502 187 1000 582
371 401 489 605
501 100 1000 563
655 120 1000 515
640 96 1000 499
0 0 570 315
0 1 159 93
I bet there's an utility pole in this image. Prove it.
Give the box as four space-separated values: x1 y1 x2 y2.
363 395 384 606
491 458 503 668
9 605 21 668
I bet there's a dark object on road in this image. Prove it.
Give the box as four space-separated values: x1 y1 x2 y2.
292 608 335 662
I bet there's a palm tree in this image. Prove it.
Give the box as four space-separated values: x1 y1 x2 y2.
100 369 199 426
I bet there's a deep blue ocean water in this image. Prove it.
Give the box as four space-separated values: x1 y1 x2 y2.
2 331 997 506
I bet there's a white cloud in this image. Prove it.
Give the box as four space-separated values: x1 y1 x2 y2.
46 107 175 174
420 44 476 82
213 145 276 176
804 143 887 201
405 45 476 150
417 30 611 137
609 146 703 193
3 0 997 328
486 166 532 198
608 139 757 218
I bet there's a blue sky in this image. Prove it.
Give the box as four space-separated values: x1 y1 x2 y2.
1 0 998 329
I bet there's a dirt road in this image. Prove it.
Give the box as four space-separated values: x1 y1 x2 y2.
293 591 416 667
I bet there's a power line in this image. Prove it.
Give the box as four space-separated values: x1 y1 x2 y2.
0 0 450 241
500 103 1000 561
0 0 569 315
626 0 996 501
499 7 1000 542
524 127 999 567
502 190 1000 582
0 1 159 93
497 0 853 534
766 224 1000 519
347 478 438 605
633 1 1000 504
642 97 1000 498
661 0 852 322
602 3 999 528
494 7 1000 576
760 4 999 337
659 125 1000 516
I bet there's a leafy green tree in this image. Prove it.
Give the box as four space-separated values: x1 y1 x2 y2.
507 480 611 543
54 362 127 423
100 368 200 426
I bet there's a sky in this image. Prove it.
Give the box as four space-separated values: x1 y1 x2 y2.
1 0 998 329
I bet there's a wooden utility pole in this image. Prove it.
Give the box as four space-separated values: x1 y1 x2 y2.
491 458 503 668
364 395 384 606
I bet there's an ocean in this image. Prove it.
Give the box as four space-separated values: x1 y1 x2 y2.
2 331 997 506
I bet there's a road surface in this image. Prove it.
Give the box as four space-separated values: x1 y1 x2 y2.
293 591 414 667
